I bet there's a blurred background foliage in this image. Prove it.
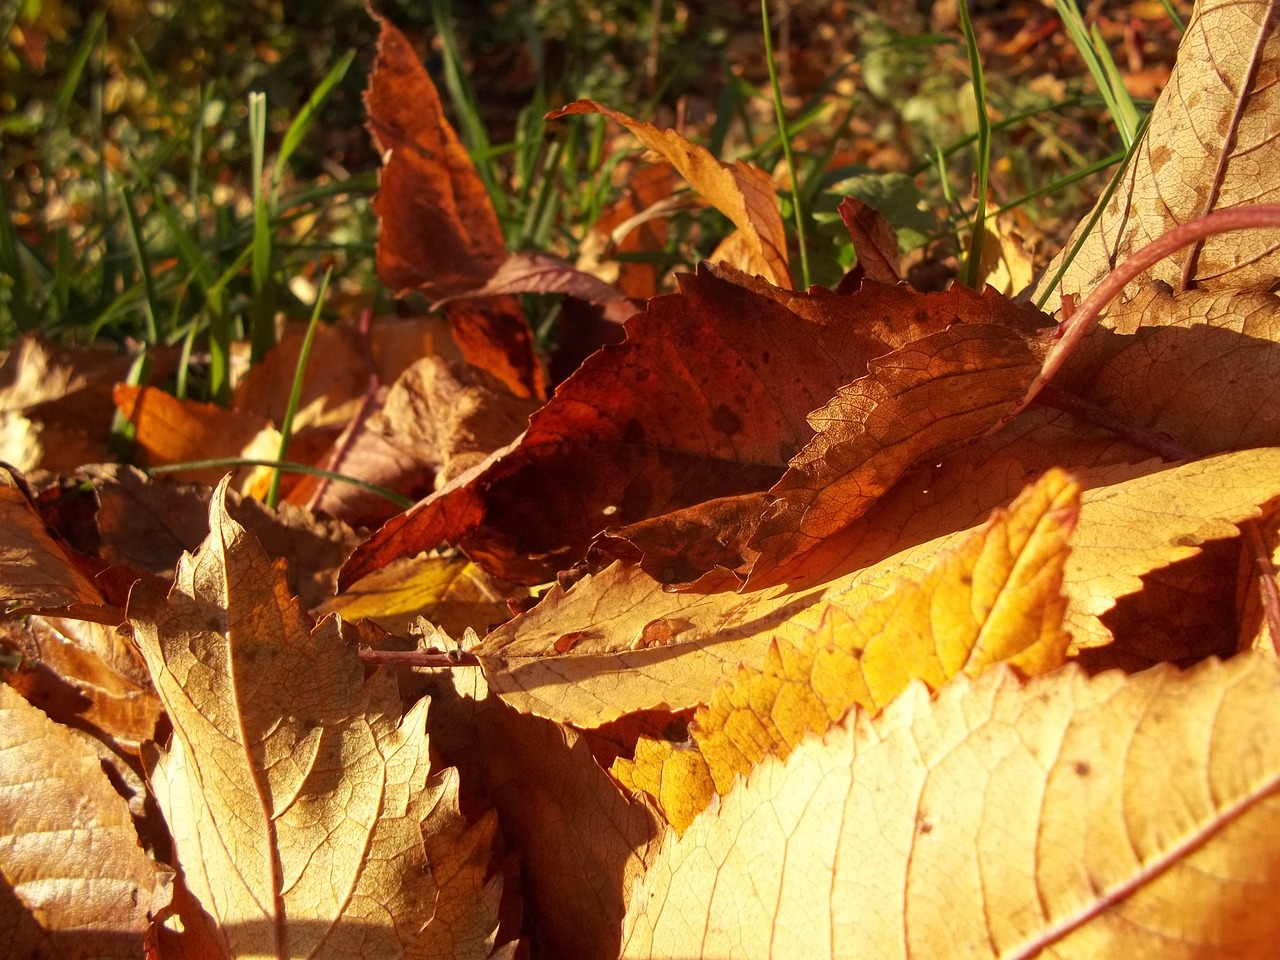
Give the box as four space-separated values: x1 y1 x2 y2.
1 0 1180 389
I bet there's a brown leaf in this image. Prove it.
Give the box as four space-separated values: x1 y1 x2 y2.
838 196 901 283
341 265 1014 588
1 615 162 757
442 297 547 402
1037 0 1280 308
0 685 170 958
129 478 504 958
548 100 791 288
434 251 634 311
0 466 118 623
365 16 505 299
622 654 1280 958
749 312 1055 574
422 668 660 960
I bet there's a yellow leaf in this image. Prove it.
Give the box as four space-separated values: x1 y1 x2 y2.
321 555 522 638
547 100 791 288
623 653 1280 958
129 478 506 959
615 467 1079 832
477 447 1280 726
0 685 170 958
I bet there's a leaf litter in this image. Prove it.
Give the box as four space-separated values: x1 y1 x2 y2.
6 2 1280 957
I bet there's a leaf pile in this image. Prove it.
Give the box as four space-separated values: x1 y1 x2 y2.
6 3 1280 957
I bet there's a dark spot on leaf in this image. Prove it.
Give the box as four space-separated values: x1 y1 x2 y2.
1073 760 1090 777
711 404 743 437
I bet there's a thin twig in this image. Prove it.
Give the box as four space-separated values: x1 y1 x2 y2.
357 647 481 668
1034 385 1196 461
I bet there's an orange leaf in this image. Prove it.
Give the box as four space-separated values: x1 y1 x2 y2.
548 99 792 288
365 15 505 299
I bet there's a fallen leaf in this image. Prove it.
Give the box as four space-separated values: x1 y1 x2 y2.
341 264 1044 588
1037 0 1280 309
434 251 634 312
622 654 1280 959
548 100 792 288
365 15 505 299
838 195 901 283
0 466 117 623
322 555 521 637
421 668 660 960
129 478 506 958
614 467 1078 832
749 310 1055 574
475 446 1280 727
113 384 279 487
0 685 170 958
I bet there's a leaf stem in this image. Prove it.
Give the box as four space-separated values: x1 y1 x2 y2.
1013 203 1280 417
357 648 480 668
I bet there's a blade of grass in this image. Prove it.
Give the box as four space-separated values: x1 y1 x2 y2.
1160 0 1186 32
1055 0 1141 147
266 266 331 509
761 0 810 289
120 188 160 344
1035 111 1151 310
956 0 990 290
149 186 231 403
271 49 355 207
148 459 416 509
0 188 35 334
249 91 277 363
110 350 150 459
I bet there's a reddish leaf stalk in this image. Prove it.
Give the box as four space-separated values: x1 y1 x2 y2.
1243 522 1280 654
1016 204 1280 416
357 647 480 668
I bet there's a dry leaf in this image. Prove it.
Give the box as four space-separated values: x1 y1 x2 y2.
548 100 792 288
615 467 1078 832
1037 0 1280 309
365 16 505 299
341 265 1051 588
0 466 117 623
838 195 901 283
129 478 505 959
322 555 521 637
623 653 1280 959
0 685 170 958
421 668 660 960
475 446 1280 727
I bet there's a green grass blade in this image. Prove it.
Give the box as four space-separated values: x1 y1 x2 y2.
0 187 36 334
267 266 330 509
249 92 276 363
1055 0 1140 147
1035 111 1151 310
956 0 990 289
272 49 356 206
53 12 105 126
148 458 416 509
761 0 811 289
1160 0 1186 32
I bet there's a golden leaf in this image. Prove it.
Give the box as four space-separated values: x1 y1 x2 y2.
129 478 505 959
548 100 791 288
615 467 1079 832
623 653 1280 958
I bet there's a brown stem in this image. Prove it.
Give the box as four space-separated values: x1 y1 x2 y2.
1243 522 1280 655
1034 385 1196 461
1010 204 1280 421
357 647 480 668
